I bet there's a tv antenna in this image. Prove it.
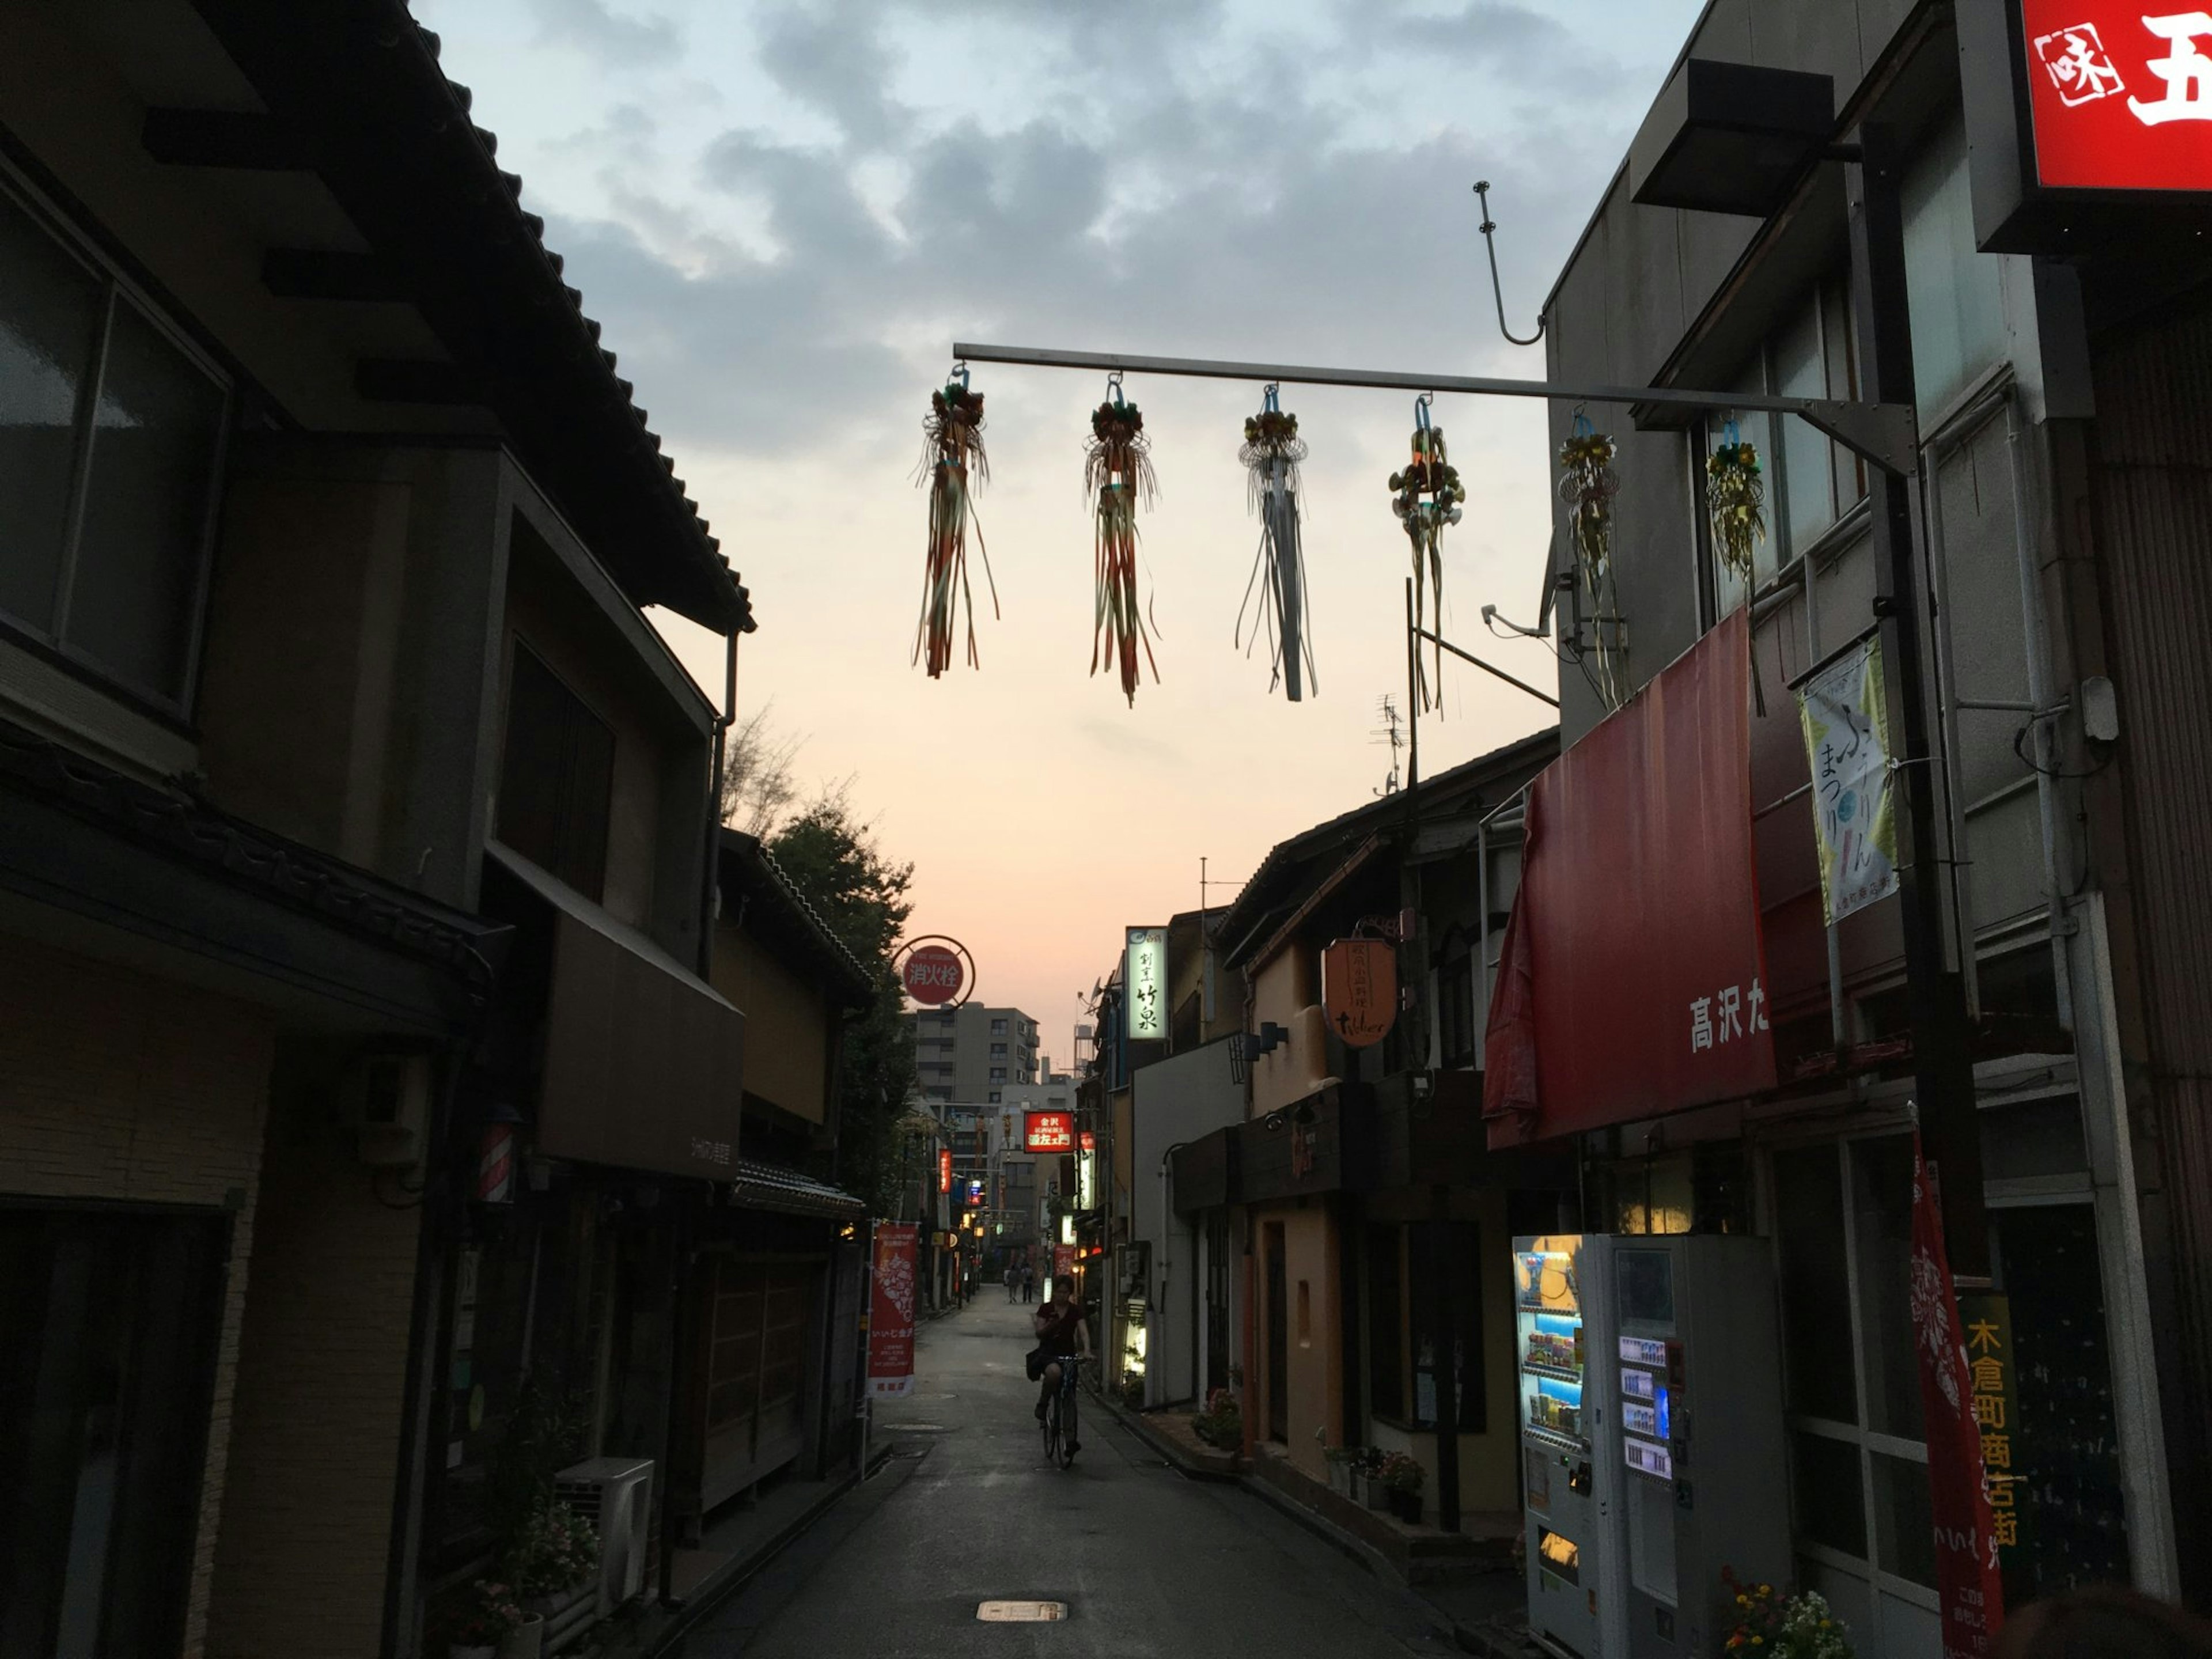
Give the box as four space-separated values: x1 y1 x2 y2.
1372 695 1404 796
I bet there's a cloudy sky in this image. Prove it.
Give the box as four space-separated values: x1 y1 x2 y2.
417 0 1703 1061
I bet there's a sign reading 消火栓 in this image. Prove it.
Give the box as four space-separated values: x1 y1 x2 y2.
1799 639 1899 926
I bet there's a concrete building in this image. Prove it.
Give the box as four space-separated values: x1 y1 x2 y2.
907 1002 1040 1103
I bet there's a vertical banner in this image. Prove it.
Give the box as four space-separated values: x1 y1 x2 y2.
1959 1291 2024 1569
1053 1242 1078 1282
1910 1136 2005 1658
1126 926 1167 1041
868 1223 919 1399
1798 640 1900 923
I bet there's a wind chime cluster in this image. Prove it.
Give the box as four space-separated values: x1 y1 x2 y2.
1389 397 1464 711
1558 415 1627 711
1237 385 1317 702
1706 419 1768 710
1085 380 1160 707
912 372 995 679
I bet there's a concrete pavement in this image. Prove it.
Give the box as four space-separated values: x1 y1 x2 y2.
681 1297 1464 1658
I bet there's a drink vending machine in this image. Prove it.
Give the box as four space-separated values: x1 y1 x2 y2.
1514 1234 1791 1659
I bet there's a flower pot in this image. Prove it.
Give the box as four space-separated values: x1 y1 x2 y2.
1326 1462 1351 1498
1357 1472 1391 1511
450 1647 497 1659
498 1614 545 1659
523 1587 584 1620
1386 1487 1423 1524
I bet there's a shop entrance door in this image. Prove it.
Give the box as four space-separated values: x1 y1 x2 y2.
1203 1210 1232 1395
701 1259 815 1511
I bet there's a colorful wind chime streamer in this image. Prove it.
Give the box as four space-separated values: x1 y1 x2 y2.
1707 417 1770 710
913 368 995 678
1086 377 1159 706
1388 396 1464 711
1236 385 1317 702
1558 411 1627 711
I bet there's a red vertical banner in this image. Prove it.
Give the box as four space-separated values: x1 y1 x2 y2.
1910 1135 2005 1658
1052 1243 1077 1282
869 1223 918 1399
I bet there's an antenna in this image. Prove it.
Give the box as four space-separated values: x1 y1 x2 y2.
1371 694 1404 797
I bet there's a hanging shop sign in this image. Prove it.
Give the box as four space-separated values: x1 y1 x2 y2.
1025 1110 1075 1153
1484 607 1775 1149
1126 926 1168 1041
938 1147 953 1194
1052 1242 1078 1282
1961 0 2212 250
898 936 972 1007
868 1224 919 1399
1321 937 1397 1048
1798 639 1900 926
1079 1129 1096 1152
1910 1137 2007 1657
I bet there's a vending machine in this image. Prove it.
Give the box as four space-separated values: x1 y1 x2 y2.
1514 1234 1790 1659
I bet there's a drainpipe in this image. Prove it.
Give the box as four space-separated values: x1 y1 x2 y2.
1241 1208 1258 1464
2004 395 2075 1031
699 626 738 979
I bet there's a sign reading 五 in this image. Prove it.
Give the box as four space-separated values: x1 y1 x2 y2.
1321 937 1397 1048
2024 3 2212 188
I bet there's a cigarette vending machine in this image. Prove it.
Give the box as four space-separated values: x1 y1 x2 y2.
1515 1235 1790 1659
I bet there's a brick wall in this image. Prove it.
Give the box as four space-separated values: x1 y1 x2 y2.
0 933 276 1658
204 1044 427 1659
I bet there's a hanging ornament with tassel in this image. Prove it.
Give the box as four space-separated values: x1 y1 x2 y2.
912 365 995 677
1236 384 1317 702
1086 374 1160 706
1388 395 1463 711
1558 411 1627 710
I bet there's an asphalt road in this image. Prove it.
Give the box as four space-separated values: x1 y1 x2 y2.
686 1295 1461 1658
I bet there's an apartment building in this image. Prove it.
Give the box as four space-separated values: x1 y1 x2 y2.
907 1001 1040 1103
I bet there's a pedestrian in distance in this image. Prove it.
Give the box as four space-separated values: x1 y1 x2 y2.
1005 1262 1020 1302
1022 1263 1036 1303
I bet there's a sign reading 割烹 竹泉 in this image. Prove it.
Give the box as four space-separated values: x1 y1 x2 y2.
1798 639 1900 927
1126 926 1167 1041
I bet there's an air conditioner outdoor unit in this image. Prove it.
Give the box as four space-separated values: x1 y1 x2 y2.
338 1053 433 1168
554 1456 654 1616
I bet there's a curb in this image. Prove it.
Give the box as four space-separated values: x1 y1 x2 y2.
632 1445 895 1659
1082 1385 1242 1483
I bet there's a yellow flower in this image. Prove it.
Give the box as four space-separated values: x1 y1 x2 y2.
1738 1596 1750 1607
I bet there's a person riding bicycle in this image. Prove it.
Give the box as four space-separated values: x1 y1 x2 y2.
1029 1279 1090 1434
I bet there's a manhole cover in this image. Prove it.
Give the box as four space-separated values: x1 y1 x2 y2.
977 1600 1067 1623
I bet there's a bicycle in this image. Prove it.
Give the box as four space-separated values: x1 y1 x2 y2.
1041 1353 1082 1468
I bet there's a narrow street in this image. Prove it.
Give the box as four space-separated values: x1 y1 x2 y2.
688 1298 1459 1658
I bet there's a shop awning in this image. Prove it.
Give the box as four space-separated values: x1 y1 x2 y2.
489 844 746 1181
1484 608 1776 1148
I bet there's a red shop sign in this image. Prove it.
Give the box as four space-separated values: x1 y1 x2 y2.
2021 2 2212 190
1486 608 1775 1149
938 1147 952 1194
868 1224 918 1399
1025 1111 1074 1153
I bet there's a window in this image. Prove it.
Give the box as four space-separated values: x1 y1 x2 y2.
1437 934 1478 1068
0 181 228 711
1903 112 2009 421
1710 276 1864 616
1366 1222 1485 1431
988 1067 1006 1082
497 643 615 901
1772 1133 1941 1631
988 1091 1002 1104
991 1018 1008 1036
990 1043 1007 1058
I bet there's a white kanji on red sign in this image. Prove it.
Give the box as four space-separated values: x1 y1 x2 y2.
2035 21 2127 104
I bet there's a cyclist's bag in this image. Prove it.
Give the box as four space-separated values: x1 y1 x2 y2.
1024 1346 1048 1382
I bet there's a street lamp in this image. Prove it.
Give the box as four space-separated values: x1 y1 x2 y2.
1626 60 1988 1280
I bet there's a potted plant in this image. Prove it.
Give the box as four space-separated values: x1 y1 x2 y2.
1721 1568 1853 1659
1354 1447 1391 1510
1380 1452 1425 1524
510 1494 600 1620
448 1581 523 1659
1192 1387 1242 1449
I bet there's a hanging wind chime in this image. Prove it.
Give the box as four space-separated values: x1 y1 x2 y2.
1086 374 1159 706
1558 411 1627 711
1388 395 1463 711
1236 385 1317 702
913 365 995 678
1706 417 1769 710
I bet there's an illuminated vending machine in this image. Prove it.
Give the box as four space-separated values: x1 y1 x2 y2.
1516 1235 1790 1659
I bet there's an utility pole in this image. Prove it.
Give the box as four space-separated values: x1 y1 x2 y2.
1848 124 1988 1278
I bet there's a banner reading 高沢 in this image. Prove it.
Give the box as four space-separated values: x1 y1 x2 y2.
1798 639 1899 925
868 1223 918 1399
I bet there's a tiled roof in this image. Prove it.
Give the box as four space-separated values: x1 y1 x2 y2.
730 1158 865 1219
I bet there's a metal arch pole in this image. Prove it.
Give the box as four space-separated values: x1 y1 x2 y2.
952 341 1919 476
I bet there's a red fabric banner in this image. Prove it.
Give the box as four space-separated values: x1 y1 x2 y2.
1911 1134 2006 1659
868 1223 918 1399
1486 608 1775 1147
